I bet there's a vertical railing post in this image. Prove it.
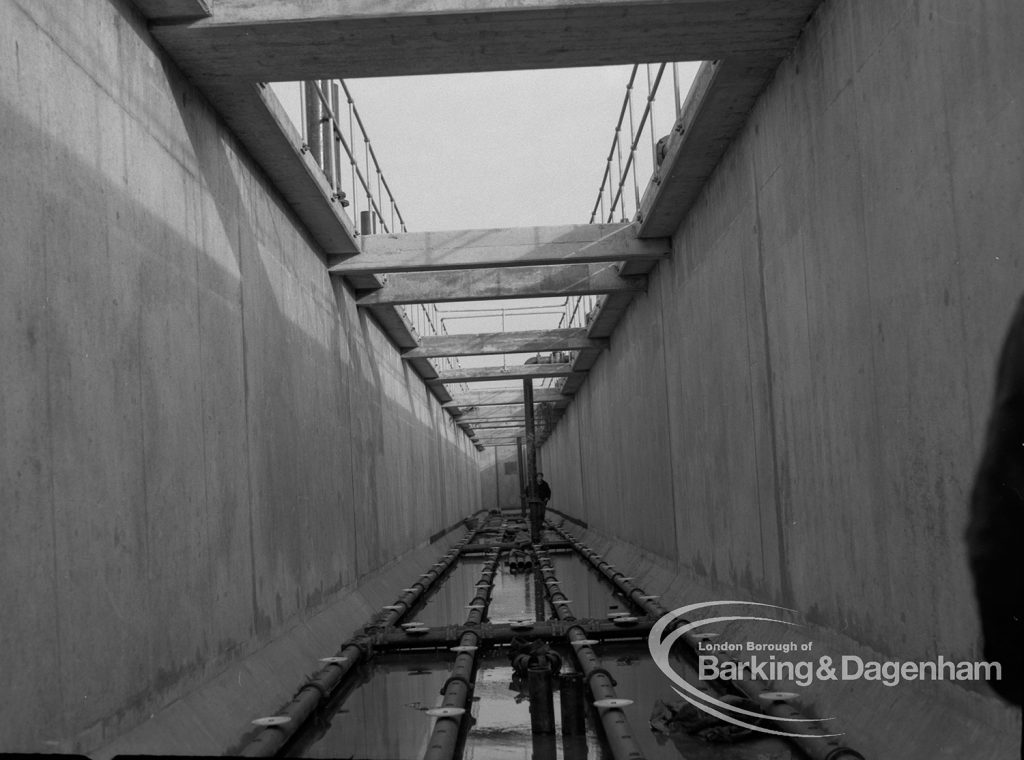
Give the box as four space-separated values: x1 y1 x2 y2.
648 64 658 171
672 62 682 118
331 82 343 195
303 81 322 164
319 80 333 186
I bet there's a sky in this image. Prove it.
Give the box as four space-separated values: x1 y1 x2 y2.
271 64 700 231
270 65 700 389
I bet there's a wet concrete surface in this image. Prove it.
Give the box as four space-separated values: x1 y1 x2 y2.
287 548 796 760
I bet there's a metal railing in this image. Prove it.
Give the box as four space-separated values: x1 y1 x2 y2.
288 66 688 396
299 79 407 235
550 63 687 388
294 79 468 392
588 62 685 227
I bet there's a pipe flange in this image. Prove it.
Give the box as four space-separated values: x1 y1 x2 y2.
439 674 473 695
345 637 373 659
824 750 866 760
586 667 618 687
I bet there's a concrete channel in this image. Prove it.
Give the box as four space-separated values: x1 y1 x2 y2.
228 513 859 760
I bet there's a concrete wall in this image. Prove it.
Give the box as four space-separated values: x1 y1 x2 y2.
0 1 482 753
92 527 473 759
555 520 1019 757
543 0 1023 746
479 444 528 510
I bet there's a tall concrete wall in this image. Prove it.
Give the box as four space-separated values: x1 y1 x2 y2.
478 444 524 510
0 1 482 753
544 0 1022 746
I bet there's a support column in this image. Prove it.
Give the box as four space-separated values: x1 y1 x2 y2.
516 435 527 517
523 380 541 542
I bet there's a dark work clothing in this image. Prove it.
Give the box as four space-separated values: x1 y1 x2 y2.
536 480 551 502
966 296 1024 706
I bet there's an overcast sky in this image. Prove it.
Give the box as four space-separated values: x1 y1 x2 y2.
344 66 689 230
273 64 699 232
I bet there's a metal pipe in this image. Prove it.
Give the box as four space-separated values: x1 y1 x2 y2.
547 524 868 760
531 733 558 760
559 671 586 737
560 673 589 760
532 547 645 760
239 525 484 756
423 540 509 760
528 665 556 734
374 616 658 652
312 81 397 230
461 540 571 553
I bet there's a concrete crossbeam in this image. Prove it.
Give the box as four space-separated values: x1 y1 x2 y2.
404 329 604 359
330 223 668 275
459 407 561 425
455 404 539 419
131 0 211 20
465 424 536 433
637 57 782 238
427 364 576 384
149 1 821 81
443 389 568 408
355 263 644 305
461 417 548 428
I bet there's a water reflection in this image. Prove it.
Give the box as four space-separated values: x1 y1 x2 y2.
486 564 552 624
462 653 603 760
288 652 452 759
544 554 634 620
290 549 796 760
408 558 488 626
